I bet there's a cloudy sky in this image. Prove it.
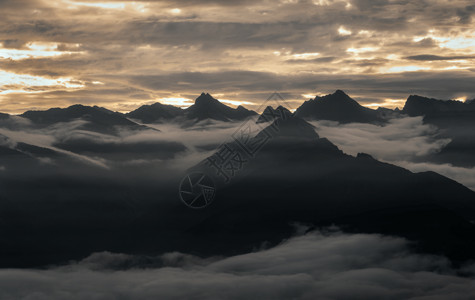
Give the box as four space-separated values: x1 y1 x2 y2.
1 0 475 113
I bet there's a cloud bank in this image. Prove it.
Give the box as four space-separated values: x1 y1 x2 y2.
1 230 475 300
311 117 475 190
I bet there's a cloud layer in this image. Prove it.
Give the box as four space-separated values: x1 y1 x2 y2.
311 117 475 190
1 230 475 300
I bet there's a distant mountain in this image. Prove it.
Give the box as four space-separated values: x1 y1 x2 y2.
376 107 401 119
402 95 475 116
295 90 384 124
184 93 257 122
21 104 149 135
256 105 292 123
126 102 184 123
402 95 475 167
125 93 257 124
188 115 475 261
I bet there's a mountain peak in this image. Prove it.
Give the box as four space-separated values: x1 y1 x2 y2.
126 102 184 123
295 90 382 123
333 89 348 97
256 105 292 124
195 92 218 105
257 116 319 140
185 94 256 122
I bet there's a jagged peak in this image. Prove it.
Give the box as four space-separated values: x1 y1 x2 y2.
310 90 352 102
276 105 291 111
195 92 218 104
258 116 319 140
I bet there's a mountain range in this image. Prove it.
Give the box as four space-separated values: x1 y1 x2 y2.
295 89 386 123
1 89 474 168
126 93 257 124
1 90 475 268
21 104 148 135
5 90 474 128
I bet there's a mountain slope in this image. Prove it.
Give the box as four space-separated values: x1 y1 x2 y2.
188 115 475 261
295 90 384 124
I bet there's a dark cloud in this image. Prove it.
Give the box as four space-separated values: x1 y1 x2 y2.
123 70 475 103
405 55 475 61
285 56 338 63
1 0 475 111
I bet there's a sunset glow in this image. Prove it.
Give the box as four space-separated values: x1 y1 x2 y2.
0 0 474 113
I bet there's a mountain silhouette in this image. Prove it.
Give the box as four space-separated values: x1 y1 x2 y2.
256 105 292 123
376 106 401 119
184 93 256 122
2 94 475 268
21 104 149 135
126 102 184 123
187 115 475 262
403 95 475 116
126 93 257 124
295 90 384 123
403 95 475 167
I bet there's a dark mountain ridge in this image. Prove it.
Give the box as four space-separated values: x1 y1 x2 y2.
294 90 384 124
21 104 149 135
185 92 257 122
403 95 475 116
126 102 184 123
127 93 257 124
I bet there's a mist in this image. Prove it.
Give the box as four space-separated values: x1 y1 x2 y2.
310 117 475 191
1 229 475 300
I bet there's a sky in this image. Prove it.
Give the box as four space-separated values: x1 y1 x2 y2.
1 0 475 114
